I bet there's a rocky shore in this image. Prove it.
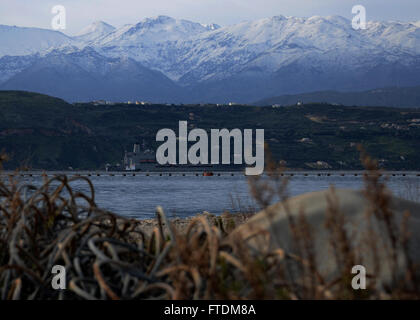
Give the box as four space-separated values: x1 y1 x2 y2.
136 211 254 236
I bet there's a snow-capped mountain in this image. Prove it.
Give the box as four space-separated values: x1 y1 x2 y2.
74 21 116 43
0 15 419 103
96 16 215 45
90 16 222 78
0 25 74 57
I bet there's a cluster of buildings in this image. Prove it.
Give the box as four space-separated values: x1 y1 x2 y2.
91 100 153 106
272 101 303 108
90 100 250 107
91 100 305 108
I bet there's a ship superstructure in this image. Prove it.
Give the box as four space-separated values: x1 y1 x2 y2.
123 143 156 171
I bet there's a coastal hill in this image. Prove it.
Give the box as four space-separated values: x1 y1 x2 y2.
255 86 420 108
1 90 420 171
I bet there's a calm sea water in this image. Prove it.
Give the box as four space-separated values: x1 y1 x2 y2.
7 172 420 219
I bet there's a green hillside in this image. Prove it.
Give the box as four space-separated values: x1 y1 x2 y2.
1 90 420 170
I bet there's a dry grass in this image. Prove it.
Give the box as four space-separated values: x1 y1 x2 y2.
0 148 419 300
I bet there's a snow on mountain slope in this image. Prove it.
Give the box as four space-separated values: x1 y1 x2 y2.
364 20 420 55
173 15 387 83
74 21 116 43
95 16 214 46
89 16 224 79
0 25 74 58
202 23 221 31
89 15 419 83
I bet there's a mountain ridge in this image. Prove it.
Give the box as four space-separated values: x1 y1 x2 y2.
0 15 419 103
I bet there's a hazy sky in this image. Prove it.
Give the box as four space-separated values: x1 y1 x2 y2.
1 0 419 35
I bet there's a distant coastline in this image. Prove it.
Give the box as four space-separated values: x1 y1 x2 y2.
2 91 420 171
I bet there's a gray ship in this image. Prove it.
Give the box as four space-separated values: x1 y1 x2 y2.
120 143 245 172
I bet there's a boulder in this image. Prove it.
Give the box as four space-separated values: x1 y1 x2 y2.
231 189 420 290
